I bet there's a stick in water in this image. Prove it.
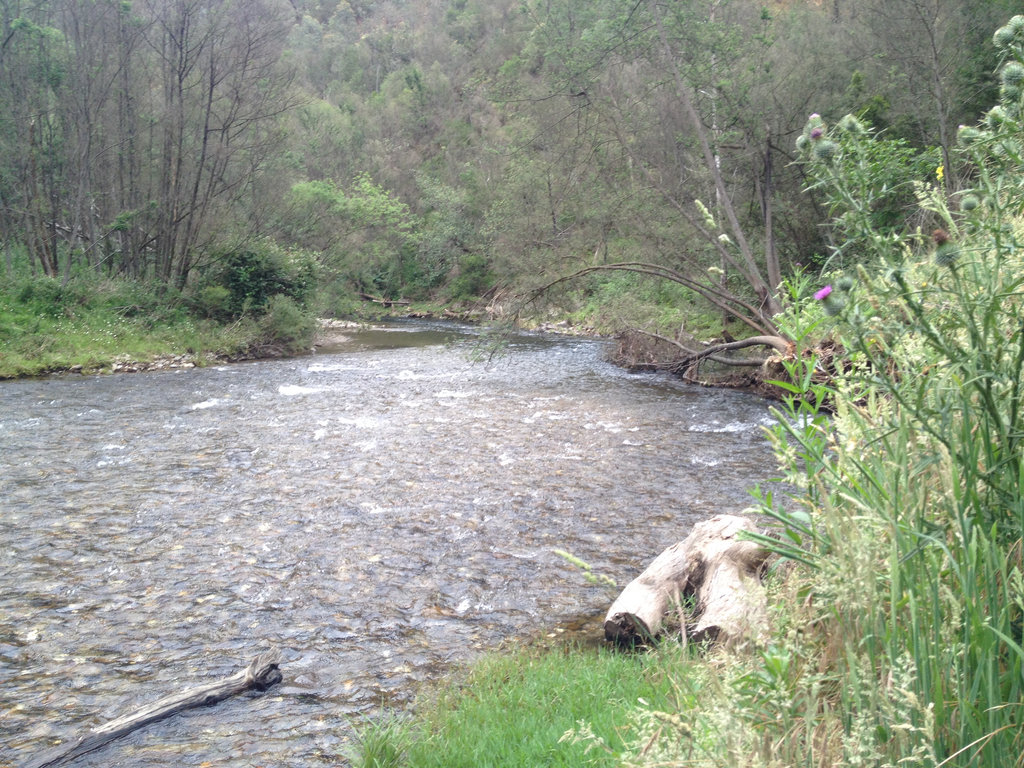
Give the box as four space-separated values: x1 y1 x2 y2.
24 653 283 768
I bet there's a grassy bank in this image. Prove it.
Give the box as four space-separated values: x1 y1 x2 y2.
346 640 698 768
0 275 319 379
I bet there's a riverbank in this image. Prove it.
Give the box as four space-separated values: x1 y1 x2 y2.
345 637 695 768
0 275 495 379
1 271 756 380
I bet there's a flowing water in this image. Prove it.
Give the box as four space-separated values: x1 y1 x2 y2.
0 321 780 767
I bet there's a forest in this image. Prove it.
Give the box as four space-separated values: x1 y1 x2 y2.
1 0 1016 370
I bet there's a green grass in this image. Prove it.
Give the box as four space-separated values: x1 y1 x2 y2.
348 642 696 768
0 276 268 378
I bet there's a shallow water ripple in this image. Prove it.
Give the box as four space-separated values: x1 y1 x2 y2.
0 322 779 767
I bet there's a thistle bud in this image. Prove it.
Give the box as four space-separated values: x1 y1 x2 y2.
957 125 984 146
932 230 958 267
961 194 980 211
934 242 960 268
822 295 845 317
1003 61 1024 86
812 139 838 163
803 113 825 137
994 24 1016 49
837 114 866 136
986 106 1008 130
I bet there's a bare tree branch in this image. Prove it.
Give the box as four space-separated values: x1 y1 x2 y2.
520 261 780 337
630 327 789 368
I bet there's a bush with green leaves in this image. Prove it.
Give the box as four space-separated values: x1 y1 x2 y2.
204 239 318 318
448 253 493 301
257 294 317 354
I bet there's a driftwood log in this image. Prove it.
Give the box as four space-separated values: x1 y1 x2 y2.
358 292 411 307
25 653 282 768
604 515 769 647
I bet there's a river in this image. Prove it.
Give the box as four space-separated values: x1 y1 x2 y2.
0 321 780 767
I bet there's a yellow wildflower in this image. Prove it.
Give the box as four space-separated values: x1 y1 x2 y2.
936 164 945 183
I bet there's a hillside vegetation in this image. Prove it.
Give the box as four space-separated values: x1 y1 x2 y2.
2 0 1016 370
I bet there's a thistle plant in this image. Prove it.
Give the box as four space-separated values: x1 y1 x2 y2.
566 22 1024 768
781 18 1024 766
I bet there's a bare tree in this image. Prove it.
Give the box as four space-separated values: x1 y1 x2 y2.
0 0 64 276
514 0 793 340
136 0 299 284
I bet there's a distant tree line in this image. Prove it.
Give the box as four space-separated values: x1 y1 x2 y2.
0 0 1015 323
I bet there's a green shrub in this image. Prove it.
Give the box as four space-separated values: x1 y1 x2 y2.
16 277 67 317
448 253 493 300
257 294 316 354
192 284 233 320
206 239 318 318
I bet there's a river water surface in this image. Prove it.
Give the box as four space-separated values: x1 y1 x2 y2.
1 321 780 767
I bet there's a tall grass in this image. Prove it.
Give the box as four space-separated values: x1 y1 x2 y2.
791 40 1024 761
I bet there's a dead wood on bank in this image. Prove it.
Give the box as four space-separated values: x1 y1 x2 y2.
359 292 411 307
604 515 769 647
611 328 785 372
610 328 841 399
24 653 282 768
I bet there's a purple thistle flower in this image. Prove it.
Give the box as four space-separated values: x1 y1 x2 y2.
810 127 823 140
814 285 833 300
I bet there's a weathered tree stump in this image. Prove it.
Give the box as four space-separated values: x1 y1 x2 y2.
25 653 282 768
604 515 769 647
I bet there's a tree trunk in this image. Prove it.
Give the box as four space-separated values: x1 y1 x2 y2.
604 515 769 647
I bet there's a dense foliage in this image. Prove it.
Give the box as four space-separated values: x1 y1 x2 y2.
1 0 1016 332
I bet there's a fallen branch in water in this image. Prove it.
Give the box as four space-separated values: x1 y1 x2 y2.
358 292 411 307
24 653 282 768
